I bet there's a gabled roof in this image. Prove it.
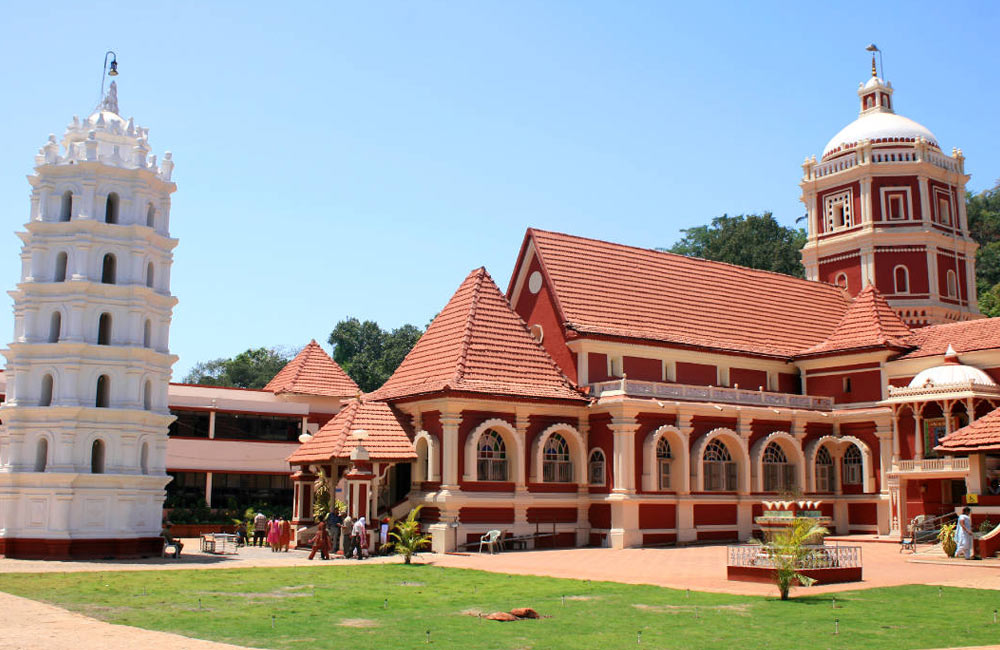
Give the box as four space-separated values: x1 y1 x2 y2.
369 267 585 403
288 398 416 465
264 340 359 398
520 229 853 357
796 285 912 357
895 318 1000 360
936 406 1000 453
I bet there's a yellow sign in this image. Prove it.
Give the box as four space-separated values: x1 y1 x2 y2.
966 493 979 504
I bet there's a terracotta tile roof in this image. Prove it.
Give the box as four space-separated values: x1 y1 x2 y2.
264 340 359 398
288 398 416 464
796 285 912 357
895 318 1000 360
524 229 852 357
369 267 585 403
936 406 1000 453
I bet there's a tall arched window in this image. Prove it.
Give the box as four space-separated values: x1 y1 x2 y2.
588 449 606 486
946 270 958 298
477 429 508 481
143 319 152 348
762 442 795 492
91 439 105 473
101 254 116 284
48 311 61 343
542 433 572 483
146 203 156 228
97 313 112 345
140 441 149 475
40 374 54 406
146 262 154 289
34 438 48 472
143 380 152 410
815 445 834 492
54 251 68 282
704 439 737 492
415 437 429 482
843 445 863 485
105 192 119 224
59 191 73 221
656 437 672 489
95 375 111 408
894 265 909 294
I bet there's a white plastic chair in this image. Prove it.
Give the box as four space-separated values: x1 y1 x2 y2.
479 529 502 554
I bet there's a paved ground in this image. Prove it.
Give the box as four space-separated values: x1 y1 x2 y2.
1 538 998 649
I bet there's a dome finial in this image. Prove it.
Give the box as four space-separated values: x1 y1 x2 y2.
100 80 119 115
865 44 882 79
871 53 877 77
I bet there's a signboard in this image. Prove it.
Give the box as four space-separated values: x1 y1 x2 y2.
966 493 979 505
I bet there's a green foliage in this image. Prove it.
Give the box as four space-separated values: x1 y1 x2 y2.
977 518 995 534
666 212 807 278
328 318 423 392
938 523 957 557
389 505 432 564
966 183 1000 315
183 346 293 389
750 518 829 600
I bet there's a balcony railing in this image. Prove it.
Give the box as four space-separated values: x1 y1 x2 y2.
804 147 962 181
589 379 834 411
891 457 970 474
887 381 1000 400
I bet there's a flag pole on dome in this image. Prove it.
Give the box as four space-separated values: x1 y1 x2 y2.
98 50 119 110
865 44 883 81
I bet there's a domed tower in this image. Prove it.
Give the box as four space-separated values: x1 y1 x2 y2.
800 55 978 327
0 79 179 559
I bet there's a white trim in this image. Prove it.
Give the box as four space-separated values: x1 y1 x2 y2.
750 431 805 493
531 423 586 484
464 418 523 483
692 428 749 494
641 425 689 493
412 430 439 483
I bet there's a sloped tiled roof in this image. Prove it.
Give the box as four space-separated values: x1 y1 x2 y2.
895 318 1000 360
796 285 912 357
288 398 416 464
524 229 853 357
264 340 359 398
369 267 585 403
936 406 1000 453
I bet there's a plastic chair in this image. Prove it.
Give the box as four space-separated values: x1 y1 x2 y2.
479 529 502 554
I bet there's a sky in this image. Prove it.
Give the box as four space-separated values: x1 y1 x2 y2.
1 1 998 380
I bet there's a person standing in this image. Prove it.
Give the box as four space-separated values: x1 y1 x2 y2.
956 506 975 560
253 512 267 547
279 516 291 552
267 516 280 552
340 512 353 558
326 509 343 555
308 522 332 560
352 516 368 560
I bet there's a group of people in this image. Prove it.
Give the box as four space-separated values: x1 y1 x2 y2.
308 509 372 561
245 512 291 552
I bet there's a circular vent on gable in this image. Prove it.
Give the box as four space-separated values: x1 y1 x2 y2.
528 271 543 294
529 323 544 344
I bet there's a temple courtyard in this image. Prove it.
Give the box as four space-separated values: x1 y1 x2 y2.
1 538 999 649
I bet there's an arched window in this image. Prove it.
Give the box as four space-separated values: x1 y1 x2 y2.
415 437 429 482
59 191 73 221
146 262 154 289
894 265 909 294
54 252 67 282
542 433 572 483
146 203 156 228
40 374 53 406
477 429 508 481
48 311 61 343
762 442 795 492
843 445 863 485
91 439 105 474
34 438 48 472
656 437 672 490
140 441 149 475
143 380 152 410
946 270 958 298
835 273 848 290
815 445 834 492
143 319 152 348
101 253 116 284
97 313 112 345
95 375 111 408
588 449 606 486
704 438 737 492
105 192 119 224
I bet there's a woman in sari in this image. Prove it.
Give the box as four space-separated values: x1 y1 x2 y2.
279 516 291 552
267 516 280 552
308 521 331 560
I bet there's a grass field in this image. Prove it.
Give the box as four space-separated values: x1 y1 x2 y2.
2 564 998 649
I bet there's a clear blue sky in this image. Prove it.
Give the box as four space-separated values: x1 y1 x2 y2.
1 1 998 379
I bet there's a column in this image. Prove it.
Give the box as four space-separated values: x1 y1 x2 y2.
610 415 637 493
966 398 977 423
860 177 872 226
913 412 923 460
575 418 591 547
204 471 213 507
876 424 893 495
918 176 931 225
208 410 216 439
677 413 693 496
440 412 461 489
514 412 530 532
928 247 940 300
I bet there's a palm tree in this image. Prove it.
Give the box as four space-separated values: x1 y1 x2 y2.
753 518 830 600
390 505 431 565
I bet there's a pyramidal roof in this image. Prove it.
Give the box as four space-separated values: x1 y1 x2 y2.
264 340 359 398
369 267 585 403
796 285 912 357
936 406 1000 453
288 398 416 465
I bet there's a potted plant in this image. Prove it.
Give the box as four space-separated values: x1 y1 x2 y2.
938 523 957 557
750 517 829 600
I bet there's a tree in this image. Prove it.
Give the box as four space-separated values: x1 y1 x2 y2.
183 347 292 389
751 518 829 600
389 505 432 564
328 318 423 392
967 182 1000 316
666 213 807 278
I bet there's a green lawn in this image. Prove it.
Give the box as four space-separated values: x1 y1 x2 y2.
1 564 998 649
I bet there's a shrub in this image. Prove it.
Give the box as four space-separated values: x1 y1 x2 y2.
938 523 957 557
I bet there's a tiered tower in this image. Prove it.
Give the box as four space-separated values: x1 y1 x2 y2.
0 81 179 559
800 57 979 327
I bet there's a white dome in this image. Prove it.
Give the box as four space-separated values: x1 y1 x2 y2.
822 112 938 157
908 363 996 389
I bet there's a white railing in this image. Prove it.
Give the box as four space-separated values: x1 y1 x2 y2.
589 379 834 410
892 457 970 474
809 153 859 179
887 381 1000 399
805 147 961 181
727 544 862 570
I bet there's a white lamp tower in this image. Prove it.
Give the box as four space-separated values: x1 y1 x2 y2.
0 55 179 559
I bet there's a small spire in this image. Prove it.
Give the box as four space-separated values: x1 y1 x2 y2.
871 53 877 77
944 344 960 365
100 80 119 114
